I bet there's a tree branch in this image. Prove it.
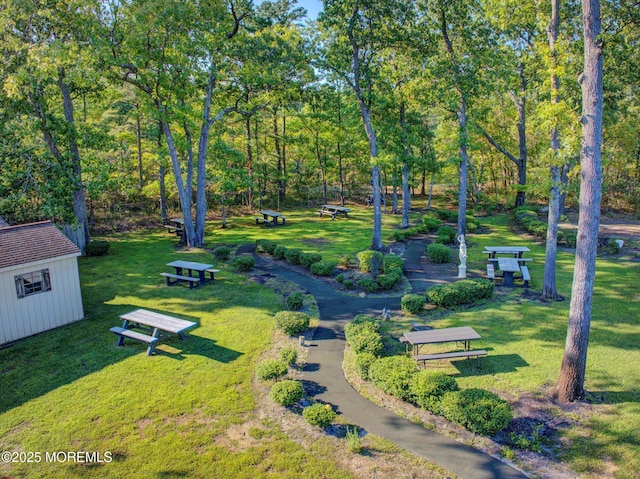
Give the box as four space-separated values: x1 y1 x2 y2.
474 122 519 165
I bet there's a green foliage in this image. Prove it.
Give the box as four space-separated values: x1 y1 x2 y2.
422 216 442 232
357 277 379 293
344 317 383 356
368 356 418 400
279 347 298 365
269 380 305 406
300 252 323 269
401 294 426 314
426 243 451 263
356 250 383 273
426 279 494 308
409 371 458 414
286 292 304 310
284 248 302 265
601 238 621 255
435 210 457 222
303 403 336 428
383 254 404 271
338 254 354 268
514 208 547 239
436 225 456 243
342 279 354 289
565 231 577 248
353 352 377 380
256 359 289 381
310 259 337 276
274 311 310 336
345 426 362 453
336 273 345 283
232 255 255 272
213 246 231 261
273 245 288 260
256 239 277 255
439 389 513 436
86 240 110 257
376 271 400 290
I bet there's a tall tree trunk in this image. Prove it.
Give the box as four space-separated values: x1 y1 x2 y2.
245 117 254 209
58 73 90 245
400 102 410 227
136 113 143 191
514 63 528 207
158 122 167 223
428 171 435 210
543 0 561 300
552 0 603 403
457 97 469 236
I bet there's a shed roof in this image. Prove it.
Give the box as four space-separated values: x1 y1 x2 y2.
0 221 81 269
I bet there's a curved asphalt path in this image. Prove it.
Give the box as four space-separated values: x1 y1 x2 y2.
238 241 527 479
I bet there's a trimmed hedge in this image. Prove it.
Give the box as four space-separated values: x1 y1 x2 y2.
286 292 304 310
436 225 457 243
440 389 513 436
279 347 298 365
427 243 451 263
401 294 426 314
344 317 383 356
426 279 494 308
357 278 379 293
284 248 302 265
310 260 337 276
368 356 418 400
232 255 255 272
422 216 442 232
213 246 231 261
409 371 458 414
383 254 404 271
274 311 310 336
256 359 289 381
357 250 383 274
256 239 277 255
354 352 377 380
270 380 305 406
376 271 401 290
86 240 110 256
300 252 323 269
273 245 288 260
303 403 336 427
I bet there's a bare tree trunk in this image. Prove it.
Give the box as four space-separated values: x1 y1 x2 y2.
400 102 410 227
457 97 469 236
428 171 435 210
553 0 603 403
245 117 254 209
136 113 143 191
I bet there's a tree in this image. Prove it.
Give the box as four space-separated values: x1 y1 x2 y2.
552 0 604 403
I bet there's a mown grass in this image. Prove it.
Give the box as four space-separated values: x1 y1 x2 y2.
0 231 355 479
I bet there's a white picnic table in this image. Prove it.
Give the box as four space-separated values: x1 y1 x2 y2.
497 257 521 287
483 246 531 258
256 209 286 226
318 204 351 220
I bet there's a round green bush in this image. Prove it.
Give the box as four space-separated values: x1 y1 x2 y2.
409 371 458 413
310 260 337 276
427 243 451 263
356 250 383 274
440 389 513 436
357 278 379 293
279 347 298 365
286 291 304 310
303 403 336 428
343 279 354 289
300 252 323 269
284 248 302 265
368 356 418 400
383 254 404 271
376 273 399 290
256 239 277 255
422 216 442 232
346 326 383 356
436 225 457 243
269 380 305 406
256 359 289 381
273 245 288 260
426 279 494 308
354 352 377 380
336 273 345 283
232 255 255 272
213 246 231 261
401 294 426 314
86 240 110 256
274 311 310 336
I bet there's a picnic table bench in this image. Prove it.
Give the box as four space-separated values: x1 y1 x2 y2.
401 326 486 367
161 260 215 288
415 349 488 367
317 204 351 220
255 210 287 226
110 308 198 355
163 217 184 236
160 272 201 289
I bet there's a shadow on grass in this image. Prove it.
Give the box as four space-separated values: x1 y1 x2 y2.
451 353 529 377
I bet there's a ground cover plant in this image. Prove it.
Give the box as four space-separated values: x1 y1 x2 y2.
0 231 356 479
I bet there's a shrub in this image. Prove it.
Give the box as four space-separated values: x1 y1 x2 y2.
256 359 289 381
274 311 310 336
86 240 110 256
422 216 442 232
310 260 337 276
279 347 298 365
376 273 400 290
345 426 362 453
602 238 621 254
435 210 456 221
233 255 255 272
357 250 383 274
427 243 451 263
338 254 354 268
409 371 458 413
401 294 426 314
436 225 457 243
345 317 383 356
353 352 378 380
286 292 304 310
300 252 323 269
256 239 277 255
343 279 354 289
336 273 345 283
284 248 302 265
303 403 336 427
213 246 231 261
426 279 494 308
269 380 305 406
384 254 404 271
273 245 288 260
357 278 379 293
565 231 577 248
368 356 418 400
440 389 513 436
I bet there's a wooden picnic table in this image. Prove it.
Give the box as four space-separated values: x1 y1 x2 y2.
483 246 531 258
318 204 351 220
163 217 184 236
256 209 287 226
110 308 198 355
497 257 521 287
400 326 486 366
162 260 216 288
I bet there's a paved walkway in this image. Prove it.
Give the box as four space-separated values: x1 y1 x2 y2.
239 241 527 479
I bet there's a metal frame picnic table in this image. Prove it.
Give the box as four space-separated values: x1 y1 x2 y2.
400 326 482 355
257 209 286 226
166 260 214 284
318 204 351 220
483 246 531 258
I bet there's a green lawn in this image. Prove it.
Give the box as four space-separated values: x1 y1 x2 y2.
1 208 638 479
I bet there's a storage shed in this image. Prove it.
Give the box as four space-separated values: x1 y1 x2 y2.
0 221 84 345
